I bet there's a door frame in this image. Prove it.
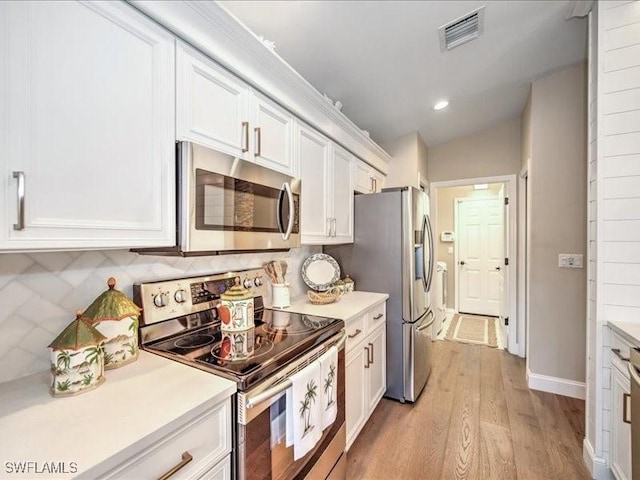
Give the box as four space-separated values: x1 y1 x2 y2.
519 161 530 360
454 195 502 317
430 174 518 355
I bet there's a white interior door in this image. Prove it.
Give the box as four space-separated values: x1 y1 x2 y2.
457 197 504 316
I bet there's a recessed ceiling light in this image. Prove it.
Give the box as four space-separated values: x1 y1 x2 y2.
473 184 489 190
433 100 449 111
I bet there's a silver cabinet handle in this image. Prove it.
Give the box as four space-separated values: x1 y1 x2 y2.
241 121 249 153
373 313 383 320
364 345 371 368
157 452 193 480
13 171 25 230
332 218 337 237
624 392 632 424
612 348 630 362
368 342 374 364
254 127 261 157
373 178 377 192
370 177 375 193
327 218 332 237
348 329 362 339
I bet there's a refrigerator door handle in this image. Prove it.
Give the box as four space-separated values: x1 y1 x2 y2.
424 215 435 293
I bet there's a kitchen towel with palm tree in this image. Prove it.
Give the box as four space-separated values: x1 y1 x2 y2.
286 360 322 460
319 346 338 430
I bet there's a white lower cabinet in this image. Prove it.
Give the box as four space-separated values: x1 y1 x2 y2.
98 398 231 480
611 356 632 480
345 301 387 450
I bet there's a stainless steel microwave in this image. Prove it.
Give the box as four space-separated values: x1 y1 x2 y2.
134 142 300 256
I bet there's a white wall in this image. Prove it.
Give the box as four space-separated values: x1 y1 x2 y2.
527 62 587 385
0 247 319 383
383 131 428 188
586 0 640 474
428 117 522 182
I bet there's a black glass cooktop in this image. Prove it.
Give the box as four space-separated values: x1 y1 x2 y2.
146 309 343 390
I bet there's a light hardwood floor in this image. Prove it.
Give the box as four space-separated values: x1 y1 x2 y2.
346 340 590 480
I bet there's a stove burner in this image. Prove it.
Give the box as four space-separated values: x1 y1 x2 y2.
174 334 215 349
211 335 274 362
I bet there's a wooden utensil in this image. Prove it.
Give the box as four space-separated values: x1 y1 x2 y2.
274 261 283 284
279 260 288 281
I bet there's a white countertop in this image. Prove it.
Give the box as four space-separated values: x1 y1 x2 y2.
283 291 388 321
0 350 236 479
608 320 640 347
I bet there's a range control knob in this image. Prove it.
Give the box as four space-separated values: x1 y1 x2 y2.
153 292 168 308
243 278 253 289
253 276 263 287
174 289 187 304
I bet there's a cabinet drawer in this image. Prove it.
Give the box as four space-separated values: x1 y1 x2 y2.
198 454 231 480
366 303 386 332
611 331 633 375
99 399 231 480
346 314 366 352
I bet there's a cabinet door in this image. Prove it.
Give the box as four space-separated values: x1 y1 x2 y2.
330 145 354 244
0 1 175 250
352 160 374 194
298 124 330 244
612 365 632 480
198 455 231 480
176 42 250 158
366 324 387 411
251 92 295 175
346 346 367 451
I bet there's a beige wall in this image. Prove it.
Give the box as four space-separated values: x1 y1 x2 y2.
384 131 429 188
521 92 532 170
428 117 522 182
527 62 587 383
436 184 504 308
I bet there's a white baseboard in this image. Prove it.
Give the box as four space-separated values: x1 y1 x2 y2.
527 368 586 399
446 308 455 317
583 438 613 480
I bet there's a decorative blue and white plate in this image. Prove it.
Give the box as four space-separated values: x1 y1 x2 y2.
301 254 340 291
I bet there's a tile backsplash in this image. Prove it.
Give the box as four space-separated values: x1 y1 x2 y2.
0 246 320 383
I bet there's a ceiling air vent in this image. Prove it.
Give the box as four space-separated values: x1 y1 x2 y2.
438 6 485 52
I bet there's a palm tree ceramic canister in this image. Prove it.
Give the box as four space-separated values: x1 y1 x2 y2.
48 312 107 397
219 277 254 332
80 277 141 369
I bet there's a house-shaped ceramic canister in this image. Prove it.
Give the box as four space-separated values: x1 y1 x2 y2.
80 277 141 369
48 313 107 397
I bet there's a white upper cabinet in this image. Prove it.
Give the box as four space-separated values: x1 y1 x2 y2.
298 122 353 245
298 124 331 241
177 44 295 176
250 92 296 175
353 159 385 194
331 144 354 243
176 42 250 159
0 1 175 251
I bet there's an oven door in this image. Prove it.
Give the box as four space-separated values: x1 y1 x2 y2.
236 347 345 480
180 142 300 253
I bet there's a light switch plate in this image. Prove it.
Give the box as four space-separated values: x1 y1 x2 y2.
558 254 583 268
448 247 453 254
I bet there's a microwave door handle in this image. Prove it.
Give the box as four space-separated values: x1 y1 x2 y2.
282 182 295 241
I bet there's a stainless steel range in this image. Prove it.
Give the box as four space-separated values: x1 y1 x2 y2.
133 269 347 480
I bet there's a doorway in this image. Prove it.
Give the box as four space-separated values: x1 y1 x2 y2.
430 175 519 356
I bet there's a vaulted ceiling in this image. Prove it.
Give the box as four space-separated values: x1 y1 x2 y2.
220 1 588 148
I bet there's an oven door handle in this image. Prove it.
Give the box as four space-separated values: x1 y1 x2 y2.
245 329 346 409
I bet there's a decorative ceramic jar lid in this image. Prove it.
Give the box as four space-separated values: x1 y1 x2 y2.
221 277 253 301
343 275 354 285
80 277 141 324
48 312 107 351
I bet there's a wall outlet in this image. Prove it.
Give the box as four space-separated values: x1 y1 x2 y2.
558 254 583 268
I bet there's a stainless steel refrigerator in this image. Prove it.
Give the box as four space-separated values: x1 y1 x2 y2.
325 186 435 403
